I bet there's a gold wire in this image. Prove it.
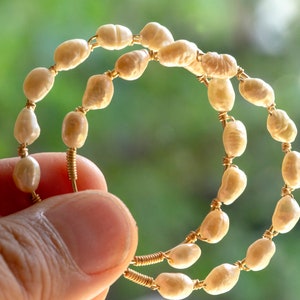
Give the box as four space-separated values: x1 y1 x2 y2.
193 279 205 290
234 259 250 271
197 75 209 87
66 147 78 192
105 69 119 79
17 144 28 158
282 142 292 153
87 35 99 50
131 34 141 45
281 185 294 197
210 198 222 210
132 252 166 266
31 191 42 203
184 231 199 243
123 268 158 290
263 225 278 240
236 67 249 81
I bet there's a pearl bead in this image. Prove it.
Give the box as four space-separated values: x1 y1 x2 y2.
62 111 88 148
54 39 90 71
272 195 300 233
13 156 40 193
203 263 240 295
244 238 276 271
82 74 114 109
115 49 150 80
217 166 247 205
158 40 198 67
267 109 297 143
155 273 194 300
23 67 55 102
239 78 275 107
140 22 174 51
14 107 40 145
223 120 247 158
96 24 133 50
201 52 238 79
167 244 201 269
198 209 229 243
282 151 300 189
207 78 235 112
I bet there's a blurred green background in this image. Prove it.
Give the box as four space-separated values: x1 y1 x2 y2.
1 0 300 299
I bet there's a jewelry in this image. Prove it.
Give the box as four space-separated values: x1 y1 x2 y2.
13 22 300 299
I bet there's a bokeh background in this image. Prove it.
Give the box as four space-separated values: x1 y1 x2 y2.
1 0 300 299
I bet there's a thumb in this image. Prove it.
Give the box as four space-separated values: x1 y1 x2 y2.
0 190 138 300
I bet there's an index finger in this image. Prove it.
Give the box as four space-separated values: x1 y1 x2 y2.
0 152 107 216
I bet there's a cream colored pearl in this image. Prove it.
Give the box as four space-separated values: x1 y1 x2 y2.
267 109 297 143
203 263 240 295
96 24 133 50
62 111 88 148
158 40 198 67
282 151 300 188
167 244 201 269
207 78 235 112
217 166 247 205
201 52 238 79
23 67 55 102
82 74 114 110
54 39 90 71
239 78 275 107
155 273 194 300
184 58 205 76
140 22 174 50
14 107 40 145
198 209 229 243
223 120 247 157
13 156 40 193
115 49 150 80
272 195 300 233
244 238 276 271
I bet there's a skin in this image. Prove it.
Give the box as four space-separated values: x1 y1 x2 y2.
0 153 138 300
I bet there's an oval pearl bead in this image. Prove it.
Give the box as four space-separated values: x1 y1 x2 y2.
13 156 41 193
272 195 300 233
167 244 201 269
62 111 88 148
158 40 198 67
155 273 194 300
244 238 276 271
54 39 90 71
282 151 300 188
239 78 275 107
14 107 40 145
140 22 174 50
23 67 55 102
207 78 235 112
198 209 229 243
203 263 240 295
115 49 150 80
201 52 237 79
82 74 114 110
267 109 297 143
223 120 247 157
96 24 133 50
217 166 247 205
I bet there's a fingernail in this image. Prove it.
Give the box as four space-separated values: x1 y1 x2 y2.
45 190 136 274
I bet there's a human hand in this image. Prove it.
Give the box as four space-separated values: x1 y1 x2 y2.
0 153 138 300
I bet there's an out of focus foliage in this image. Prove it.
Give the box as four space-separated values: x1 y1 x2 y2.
1 1 300 299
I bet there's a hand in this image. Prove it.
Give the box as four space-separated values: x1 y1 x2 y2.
0 153 138 300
